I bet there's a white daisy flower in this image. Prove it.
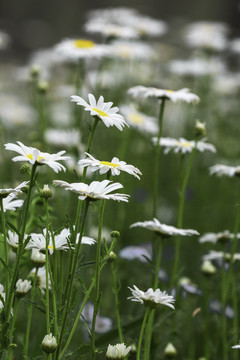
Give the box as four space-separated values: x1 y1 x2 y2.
30 267 51 294
81 302 112 334
111 40 155 60
128 86 200 104
184 21 229 51
54 38 110 61
71 94 129 131
106 343 132 359
127 14 167 37
45 129 81 148
168 57 225 77
209 164 240 177
178 277 202 295
199 230 237 244
118 245 151 263
15 279 32 297
26 230 70 254
0 181 28 199
130 218 199 237
128 285 175 309
78 152 142 179
0 284 6 309
7 230 21 252
53 179 129 202
31 249 46 266
152 137 216 154
56 228 96 246
202 251 240 263
2 195 24 212
4 141 70 173
232 343 240 349
85 21 138 39
120 104 158 134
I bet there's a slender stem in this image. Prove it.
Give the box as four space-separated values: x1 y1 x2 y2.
153 99 165 218
45 204 50 334
221 248 228 360
56 200 90 359
48 260 58 337
1 164 36 352
111 261 123 342
137 307 151 360
171 145 197 286
59 279 96 359
86 118 99 155
24 268 38 356
0 198 9 295
91 198 106 359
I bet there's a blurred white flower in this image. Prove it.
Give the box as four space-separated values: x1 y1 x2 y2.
120 104 158 134
81 302 112 334
53 179 129 202
184 21 229 51
85 21 138 39
54 38 110 61
128 285 175 309
106 343 132 359
71 94 128 131
152 137 216 154
232 343 240 349
0 284 6 309
178 277 202 295
128 86 200 104
111 40 155 60
0 96 36 127
4 141 70 173
2 195 24 212
199 230 237 244
78 152 141 179
119 245 151 263
168 57 225 77
209 164 240 177
0 181 28 199
202 251 240 262
131 218 199 237
30 267 51 294
45 129 81 148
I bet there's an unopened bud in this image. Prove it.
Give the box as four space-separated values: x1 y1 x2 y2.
164 342 177 358
15 279 32 298
201 260 217 276
108 251 117 262
30 65 40 80
31 249 46 267
194 120 206 138
40 185 52 199
37 80 49 94
110 231 120 239
42 333 58 353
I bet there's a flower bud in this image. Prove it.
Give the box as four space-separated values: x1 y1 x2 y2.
37 80 49 94
194 120 206 138
20 164 30 174
110 231 120 239
108 251 118 262
31 249 46 267
201 260 217 276
15 279 32 298
42 333 57 353
30 65 40 80
40 185 52 199
164 342 177 358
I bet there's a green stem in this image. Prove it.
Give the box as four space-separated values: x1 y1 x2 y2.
56 200 90 359
171 145 197 286
221 247 228 360
91 198 106 360
0 198 9 296
1 164 36 353
45 205 50 334
86 118 99 155
137 307 151 360
24 267 38 356
153 99 165 218
111 261 123 343
59 279 95 359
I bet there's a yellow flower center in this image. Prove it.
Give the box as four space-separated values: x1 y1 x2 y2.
129 113 144 125
166 90 174 93
179 141 193 148
48 245 54 251
100 161 120 168
27 154 45 162
74 39 95 48
92 108 109 117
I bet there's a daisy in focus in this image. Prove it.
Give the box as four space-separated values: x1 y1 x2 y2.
54 38 110 61
78 152 142 179
53 179 129 202
26 231 70 254
152 137 216 154
128 86 200 104
106 343 132 359
128 285 175 309
4 141 70 173
209 164 240 177
130 218 199 237
71 94 129 131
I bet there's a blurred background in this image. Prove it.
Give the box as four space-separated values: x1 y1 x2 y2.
0 0 240 57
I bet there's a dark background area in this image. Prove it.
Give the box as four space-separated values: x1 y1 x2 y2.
0 0 240 56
